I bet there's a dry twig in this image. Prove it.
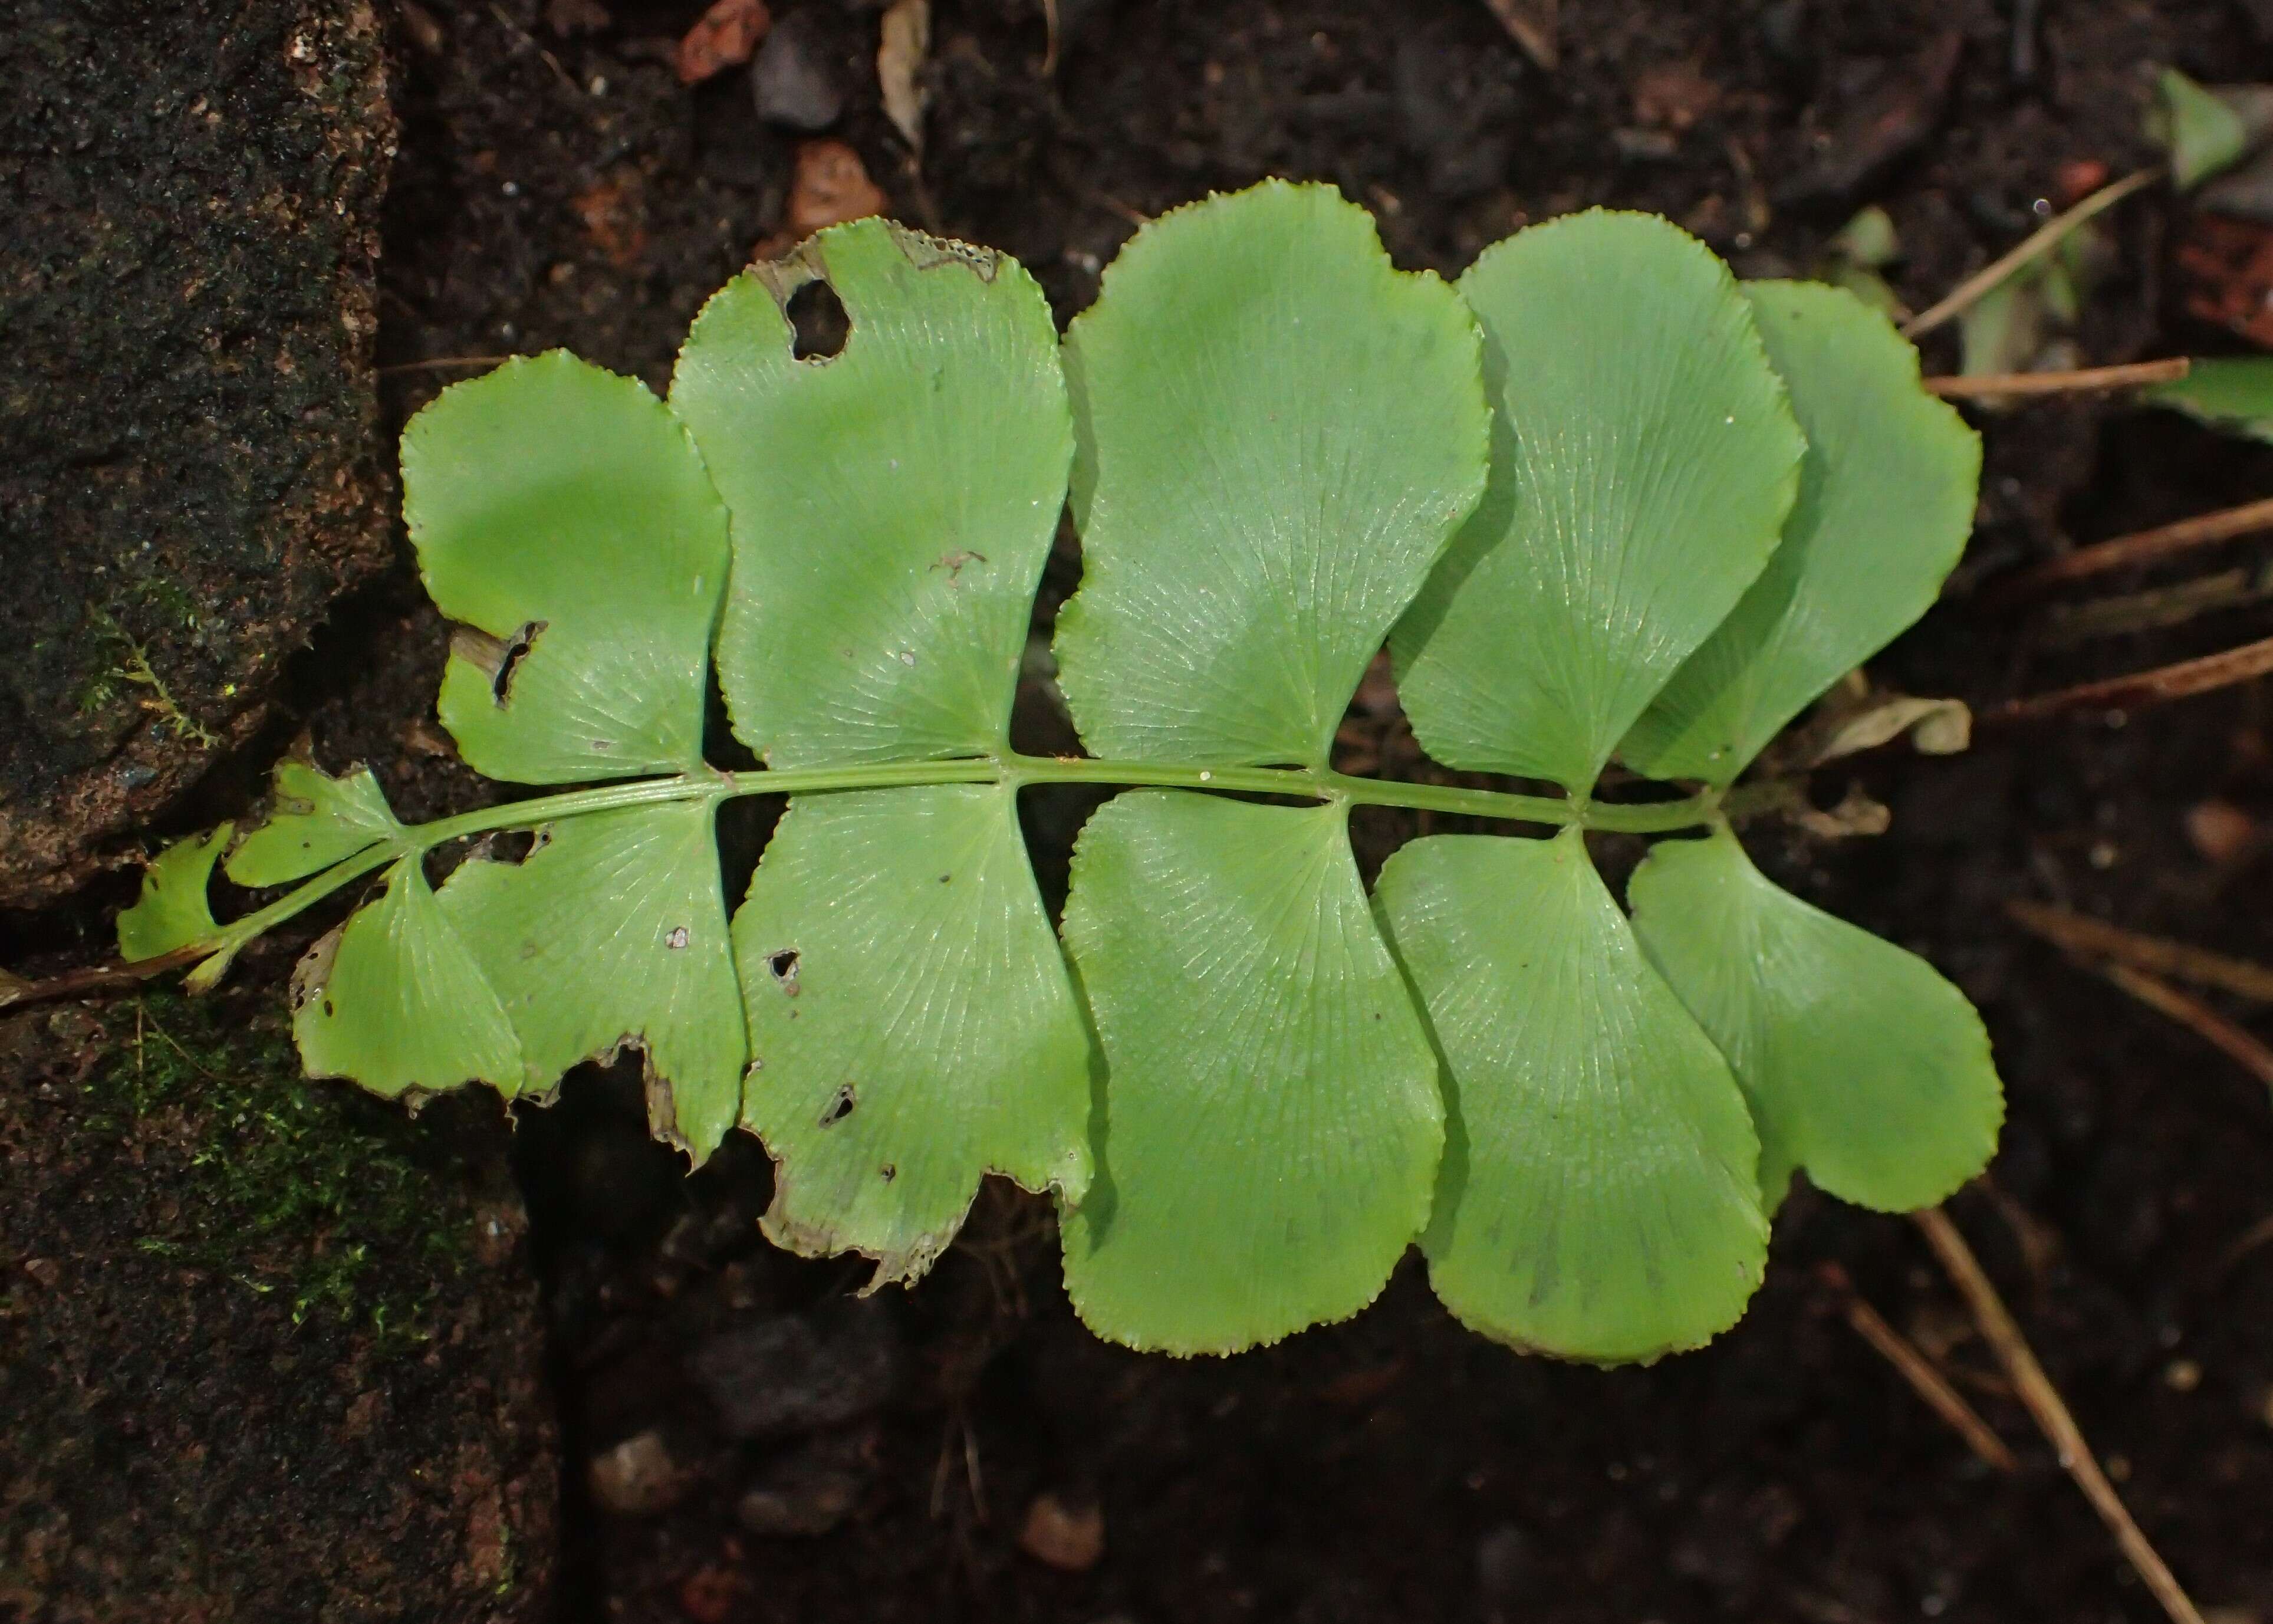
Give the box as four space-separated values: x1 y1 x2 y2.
0 946 206 1014
2100 964 2273 1096
2005 900 2273 1002
1818 1261 2017 1472
1989 496 2273 601
1923 357 2189 399
377 354 515 374
1982 633 2273 725
1913 1207 2207 1624
1902 169 2160 340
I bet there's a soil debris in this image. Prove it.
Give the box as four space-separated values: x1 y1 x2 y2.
677 0 772 86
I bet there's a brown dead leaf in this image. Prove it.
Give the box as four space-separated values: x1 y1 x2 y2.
1019 1492 1104 1572
2179 213 2273 349
571 169 646 269
1791 783 1892 840
784 139 886 239
1633 62 1719 131
1808 695 1972 765
676 0 771 86
878 0 930 151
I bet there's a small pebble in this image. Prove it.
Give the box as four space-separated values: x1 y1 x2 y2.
752 8 848 132
1019 1491 1105 1572
735 1435 868 1537
587 1429 689 1518
689 1297 902 1441
1475 1522 1532 1601
2186 798 2258 864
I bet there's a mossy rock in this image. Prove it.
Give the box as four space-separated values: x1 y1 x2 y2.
0 994 557 1620
0 0 394 905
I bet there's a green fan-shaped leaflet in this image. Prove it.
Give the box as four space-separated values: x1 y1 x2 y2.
404 350 730 783
316 358 749 1159
119 825 234 963
112 188 2005 1360
1048 184 1487 1352
1054 180 1488 767
672 218 1073 767
1628 827 2002 1214
226 758 403 886
1621 282 1981 784
732 785 1091 1285
1058 794 1442 1354
439 804 746 1156
291 859 524 1099
1392 211 1805 791
673 219 1093 1268
1374 828 1767 1362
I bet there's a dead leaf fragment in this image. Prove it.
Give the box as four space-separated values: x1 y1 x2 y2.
878 0 930 151
1792 783 1893 840
1810 696 1972 765
676 0 771 85
1019 1492 1104 1572
784 139 886 239
1480 0 1557 70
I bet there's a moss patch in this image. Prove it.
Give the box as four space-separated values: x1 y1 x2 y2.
91 994 471 1353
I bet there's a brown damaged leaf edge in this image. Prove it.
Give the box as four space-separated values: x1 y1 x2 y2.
450 619 548 706
754 219 1004 315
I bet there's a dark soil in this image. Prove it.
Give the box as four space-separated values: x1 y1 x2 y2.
15 0 2273 1619
0 994 557 1622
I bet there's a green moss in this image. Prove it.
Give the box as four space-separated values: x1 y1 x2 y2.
87 995 471 1355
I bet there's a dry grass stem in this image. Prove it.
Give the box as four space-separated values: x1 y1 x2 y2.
1913 1207 2206 1624
1924 357 2189 399
2005 900 2273 1002
1983 635 2273 725
1820 1261 2017 1472
1902 169 2160 340
1990 497 2273 601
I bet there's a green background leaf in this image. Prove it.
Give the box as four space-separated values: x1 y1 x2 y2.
2155 67 2250 190
733 784 1093 1284
440 802 747 1161
291 859 525 1099
1629 827 2002 1214
1376 827 1767 1363
404 351 730 784
673 220 1073 767
1623 282 1981 784
227 759 404 887
1392 210 1804 790
2143 355 2273 445
1053 180 1488 767
1059 793 1443 1354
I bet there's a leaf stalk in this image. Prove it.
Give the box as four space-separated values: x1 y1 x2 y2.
103 755 1740 992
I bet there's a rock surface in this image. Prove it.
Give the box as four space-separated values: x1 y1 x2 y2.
0 0 395 907
0 994 558 1621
